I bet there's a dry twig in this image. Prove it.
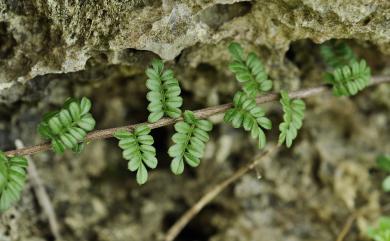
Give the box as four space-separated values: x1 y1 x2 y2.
336 212 358 241
15 140 62 240
164 146 278 241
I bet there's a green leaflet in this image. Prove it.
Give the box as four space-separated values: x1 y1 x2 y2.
278 91 305 148
145 59 183 123
368 217 390 241
320 40 357 69
168 111 213 175
114 125 157 185
377 155 390 173
376 155 390 192
228 42 272 97
325 60 371 96
0 152 28 212
37 97 96 154
224 91 272 149
382 176 390 192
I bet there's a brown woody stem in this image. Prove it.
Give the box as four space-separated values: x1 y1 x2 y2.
5 75 390 157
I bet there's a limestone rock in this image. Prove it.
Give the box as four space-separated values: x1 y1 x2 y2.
1 0 389 90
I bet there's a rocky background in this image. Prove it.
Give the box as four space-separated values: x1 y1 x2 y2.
1 0 390 240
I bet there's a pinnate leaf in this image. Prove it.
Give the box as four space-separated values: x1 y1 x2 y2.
228 42 272 97
145 59 183 122
278 91 305 148
38 97 96 154
168 111 213 175
114 125 157 185
224 91 271 149
0 152 28 212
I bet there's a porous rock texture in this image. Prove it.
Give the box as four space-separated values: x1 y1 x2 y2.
1 0 390 87
0 1 390 241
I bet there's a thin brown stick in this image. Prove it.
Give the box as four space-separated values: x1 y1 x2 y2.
5 75 390 157
336 212 358 241
164 146 278 241
15 140 62 241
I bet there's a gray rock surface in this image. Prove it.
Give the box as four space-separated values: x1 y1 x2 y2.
1 0 390 86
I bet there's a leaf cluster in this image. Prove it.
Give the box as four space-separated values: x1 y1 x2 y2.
168 111 213 175
320 40 357 69
325 60 371 96
278 91 306 148
228 42 272 97
0 152 28 212
38 97 96 154
146 59 183 122
114 125 157 185
368 217 390 241
224 91 272 149
115 59 214 183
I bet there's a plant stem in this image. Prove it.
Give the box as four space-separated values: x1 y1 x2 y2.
5 75 390 157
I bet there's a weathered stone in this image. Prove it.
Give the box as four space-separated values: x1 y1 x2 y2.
1 0 389 88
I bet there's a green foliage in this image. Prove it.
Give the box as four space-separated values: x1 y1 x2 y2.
224 91 272 149
320 40 357 69
278 91 306 148
368 217 390 241
114 125 157 185
382 176 390 192
168 111 213 175
377 155 390 172
38 97 96 154
325 60 371 96
320 40 371 97
228 42 272 97
0 152 28 212
146 59 183 123
376 155 390 192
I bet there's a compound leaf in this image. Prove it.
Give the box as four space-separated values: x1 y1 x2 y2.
320 40 357 69
114 124 157 185
0 152 28 212
38 97 96 154
325 60 371 96
228 42 272 97
145 59 183 122
224 91 271 149
168 111 213 175
278 91 305 148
